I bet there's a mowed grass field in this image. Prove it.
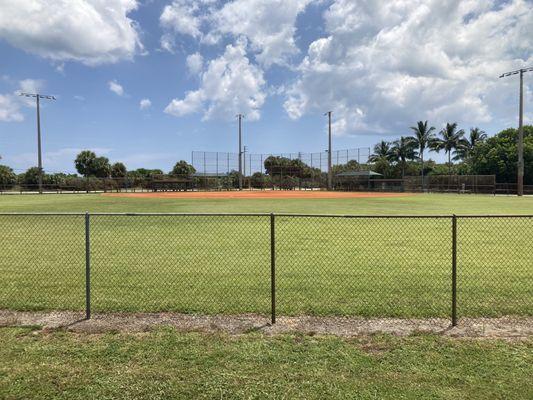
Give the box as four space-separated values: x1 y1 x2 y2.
0 193 532 318
1 327 532 400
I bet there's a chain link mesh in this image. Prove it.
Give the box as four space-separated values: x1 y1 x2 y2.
0 215 85 311
90 215 270 314
458 216 533 320
277 216 451 318
1 214 532 324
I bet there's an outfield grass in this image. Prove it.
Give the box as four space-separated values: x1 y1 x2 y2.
1 192 533 214
0 327 531 400
0 193 532 318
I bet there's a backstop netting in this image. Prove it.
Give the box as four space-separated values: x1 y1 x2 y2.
191 148 371 176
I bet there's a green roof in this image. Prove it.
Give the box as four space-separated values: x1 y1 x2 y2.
335 170 382 177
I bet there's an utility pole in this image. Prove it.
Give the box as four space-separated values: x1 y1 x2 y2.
499 66 533 196
324 111 333 190
237 114 244 190
243 145 248 189
19 92 56 194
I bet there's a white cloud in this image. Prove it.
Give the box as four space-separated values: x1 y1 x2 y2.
212 0 314 67
160 0 315 121
0 94 23 122
0 0 142 65
108 80 125 96
0 78 48 122
283 0 533 135
165 39 266 121
159 0 314 67
186 53 204 75
139 98 152 110
18 79 44 94
160 0 204 38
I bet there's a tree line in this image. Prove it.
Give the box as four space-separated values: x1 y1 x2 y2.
0 150 198 190
367 122 532 183
0 123 531 189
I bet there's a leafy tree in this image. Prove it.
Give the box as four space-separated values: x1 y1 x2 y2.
470 125 533 184
128 168 164 181
368 141 395 177
263 156 315 178
264 156 292 176
74 150 111 178
369 141 391 162
455 127 487 161
0 165 17 189
250 172 271 188
432 122 467 174
369 141 393 163
111 162 127 178
91 157 111 178
373 158 393 177
219 170 240 189
75 150 97 177
279 175 298 190
410 120 436 181
390 136 417 178
170 160 196 177
19 167 41 186
332 160 361 174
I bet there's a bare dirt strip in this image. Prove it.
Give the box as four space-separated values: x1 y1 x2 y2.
1 310 531 339
103 191 415 200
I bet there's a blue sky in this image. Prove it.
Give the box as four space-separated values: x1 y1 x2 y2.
0 0 532 174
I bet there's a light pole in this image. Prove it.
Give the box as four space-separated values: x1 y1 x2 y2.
324 111 333 190
243 145 248 189
237 114 244 191
19 92 56 194
499 66 533 196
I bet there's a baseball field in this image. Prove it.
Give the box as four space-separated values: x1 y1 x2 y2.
1 192 532 399
1 192 532 318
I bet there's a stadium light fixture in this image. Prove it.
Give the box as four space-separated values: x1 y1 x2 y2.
19 92 56 194
499 67 533 196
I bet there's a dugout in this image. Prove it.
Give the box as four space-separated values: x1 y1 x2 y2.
335 170 383 191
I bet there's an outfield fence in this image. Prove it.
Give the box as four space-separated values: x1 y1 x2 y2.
1 174 508 194
0 213 531 326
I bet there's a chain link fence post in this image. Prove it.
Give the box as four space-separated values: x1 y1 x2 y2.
85 211 91 320
271 213 276 324
452 214 457 326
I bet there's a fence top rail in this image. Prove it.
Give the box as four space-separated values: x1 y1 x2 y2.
0 212 532 218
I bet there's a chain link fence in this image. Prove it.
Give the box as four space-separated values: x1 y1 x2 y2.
1 213 531 326
191 148 371 176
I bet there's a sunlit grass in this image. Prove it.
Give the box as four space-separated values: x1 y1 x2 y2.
1 328 532 400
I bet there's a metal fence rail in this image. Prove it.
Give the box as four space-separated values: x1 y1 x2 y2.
0 213 531 326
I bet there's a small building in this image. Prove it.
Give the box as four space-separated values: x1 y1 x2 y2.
335 170 383 191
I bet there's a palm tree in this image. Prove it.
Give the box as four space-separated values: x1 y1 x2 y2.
390 136 417 178
410 121 436 186
432 122 467 174
368 140 393 163
455 127 487 161
369 140 393 177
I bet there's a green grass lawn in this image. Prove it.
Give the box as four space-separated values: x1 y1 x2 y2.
1 327 531 400
1 192 533 214
0 193 532 318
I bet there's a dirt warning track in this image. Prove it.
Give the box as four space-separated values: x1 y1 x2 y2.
103 191 415 200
